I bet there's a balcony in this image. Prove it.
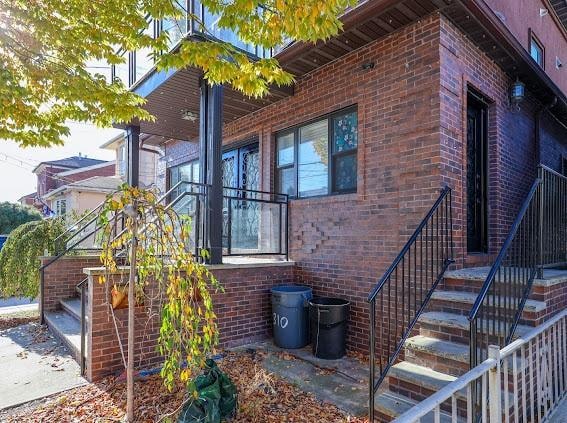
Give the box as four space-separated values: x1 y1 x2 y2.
110 1 272 91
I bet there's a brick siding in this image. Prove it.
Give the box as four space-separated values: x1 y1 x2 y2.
85 263 295 381
154 12 567 356
40 255 102 313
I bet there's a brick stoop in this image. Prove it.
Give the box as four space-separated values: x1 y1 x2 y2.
372 266 567 422
44 295 86 366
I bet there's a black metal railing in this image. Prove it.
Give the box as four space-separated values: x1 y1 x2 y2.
468 164 567 419
222 186 288 258
78 277 88 376
539 165 567 272
368 186 454 422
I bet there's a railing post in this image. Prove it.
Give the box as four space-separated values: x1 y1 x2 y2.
39 267 45 325
80 281 86 376
369 299 376 422
488 345 502 422
538 166 545 279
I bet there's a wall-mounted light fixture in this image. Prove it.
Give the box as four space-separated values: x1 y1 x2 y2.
510 79 525 109
361 61 375 70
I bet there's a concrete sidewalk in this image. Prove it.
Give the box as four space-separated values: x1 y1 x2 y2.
0 298 38 316
0 322 86 410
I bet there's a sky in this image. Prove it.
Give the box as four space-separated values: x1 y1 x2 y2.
0 123 123 202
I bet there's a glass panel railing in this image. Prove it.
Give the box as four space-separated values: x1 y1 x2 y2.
162 1 187 50
133 22 155 83
195 0 266 57
222 187 287 256
113 52 130 87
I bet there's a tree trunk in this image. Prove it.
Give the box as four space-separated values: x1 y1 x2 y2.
127 205 138 422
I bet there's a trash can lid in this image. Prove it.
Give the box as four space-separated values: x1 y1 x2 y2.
271 285 312 295
309 297 350 307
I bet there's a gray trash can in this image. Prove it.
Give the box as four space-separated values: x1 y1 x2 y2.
271 285 313 349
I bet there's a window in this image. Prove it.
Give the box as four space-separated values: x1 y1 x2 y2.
276 107 358 198
529 30 545 68
169 160 200 198
55 199 66 216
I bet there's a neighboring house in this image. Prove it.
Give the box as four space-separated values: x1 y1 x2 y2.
100 132 160 190
42 176 122 218
29 155 115 217
41 1 567 420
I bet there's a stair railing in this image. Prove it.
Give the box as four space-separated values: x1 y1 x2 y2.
368 186 454 422
77 277 88 376
468 164 567 419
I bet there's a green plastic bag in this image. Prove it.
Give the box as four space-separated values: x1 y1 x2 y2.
177 359 237 423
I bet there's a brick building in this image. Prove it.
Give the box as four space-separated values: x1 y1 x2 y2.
41 1 567 420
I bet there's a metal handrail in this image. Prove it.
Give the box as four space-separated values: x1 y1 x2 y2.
468 178 542 322
467 164 567 420
77 277 88 376
367 186 454 422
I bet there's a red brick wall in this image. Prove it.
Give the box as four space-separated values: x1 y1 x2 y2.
40 255 101 313
85 263 295 381
54 164 116 188
222 15 445 353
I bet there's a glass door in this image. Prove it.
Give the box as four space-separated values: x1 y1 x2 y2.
222 142 260 252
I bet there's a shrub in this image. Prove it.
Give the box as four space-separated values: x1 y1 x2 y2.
0 218 65 298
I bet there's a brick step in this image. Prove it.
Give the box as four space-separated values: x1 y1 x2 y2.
429 291 546 323
373 390 458 422
404 335 469 377
387 361 467 402
403 335 525 378
418 311 531 345
44 310 84 363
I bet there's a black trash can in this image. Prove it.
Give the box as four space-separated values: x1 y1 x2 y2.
271 285 313 349
309 298 350 359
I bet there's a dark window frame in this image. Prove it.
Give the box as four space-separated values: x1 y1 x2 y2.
168 159 200 199
275 105 358 199
529 29 545 69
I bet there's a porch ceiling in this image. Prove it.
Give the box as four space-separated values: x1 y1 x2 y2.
275 0 454 76
119 66 292 141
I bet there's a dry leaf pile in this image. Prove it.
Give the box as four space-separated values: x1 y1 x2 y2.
0 315 38 331
3 350 368 423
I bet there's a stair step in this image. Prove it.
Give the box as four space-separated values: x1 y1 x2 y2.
405 335 468 364
374 391 457 422
60 298 85 322
431 291 546 313
389 362 466 400
419 311 532 338
44 310 82 363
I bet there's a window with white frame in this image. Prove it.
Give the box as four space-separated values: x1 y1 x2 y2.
55 199 67 216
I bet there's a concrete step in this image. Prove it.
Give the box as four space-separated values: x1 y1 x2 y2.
388 361 466 401
431 291 546 313
418 311 532 343
60 297 85 322
44 310 84 364
374 391 457 422
403 335 524 378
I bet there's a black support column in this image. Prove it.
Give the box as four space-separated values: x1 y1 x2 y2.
199 81 223 264
126 125 140 187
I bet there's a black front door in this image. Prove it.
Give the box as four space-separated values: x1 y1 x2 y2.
222 143 260 251
466 94 489 253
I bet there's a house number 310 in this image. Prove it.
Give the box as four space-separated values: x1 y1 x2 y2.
273 313 288 329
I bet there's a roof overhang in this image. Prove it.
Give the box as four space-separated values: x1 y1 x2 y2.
117 0 567 140
445 0 567 122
